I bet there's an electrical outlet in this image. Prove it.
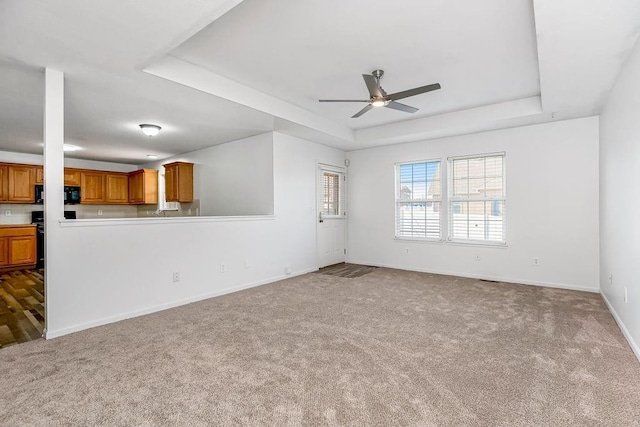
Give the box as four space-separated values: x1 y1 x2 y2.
284 265 291 275
609 273 613 285
533 257 540 266
97 209 103 216
475 254 481 261
405 248 410 255
172 272 180 283
220 262 226 273
624 287 628 303
4 210 10 217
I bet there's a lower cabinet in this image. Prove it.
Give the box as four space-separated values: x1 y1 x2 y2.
0 225 36 269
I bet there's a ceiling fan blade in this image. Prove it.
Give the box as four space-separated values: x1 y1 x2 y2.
388 83 441 101
385 101 419 114
319 99 369 103
352 104 373 118
362 74 383 98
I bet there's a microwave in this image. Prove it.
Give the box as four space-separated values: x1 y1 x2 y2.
34 185 81 205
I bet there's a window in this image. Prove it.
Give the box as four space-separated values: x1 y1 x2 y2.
448 153 505 244
318 165 345 217
395 160 442 240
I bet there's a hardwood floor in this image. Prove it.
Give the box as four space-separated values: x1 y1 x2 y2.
0 268 44 349
316 262 378 278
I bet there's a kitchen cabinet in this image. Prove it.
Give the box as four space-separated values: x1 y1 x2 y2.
0 165 8 201
80 171 106 204
64 168 81 186
128 169 158 204
7 165 35 203
33 167 81 186
0 164 36 203
35 166 44 185
105 173 129 204
0 225 36 270
164 162 193 203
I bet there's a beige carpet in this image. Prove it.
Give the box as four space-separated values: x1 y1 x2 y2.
1 268 639 426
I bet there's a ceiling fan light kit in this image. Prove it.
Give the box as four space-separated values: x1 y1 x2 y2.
319 69 441 118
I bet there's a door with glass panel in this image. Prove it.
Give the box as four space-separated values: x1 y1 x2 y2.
317 164 346 268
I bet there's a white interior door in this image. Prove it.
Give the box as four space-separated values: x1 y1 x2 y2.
317 164 346 268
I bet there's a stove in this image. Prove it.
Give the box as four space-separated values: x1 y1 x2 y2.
31 210 76 268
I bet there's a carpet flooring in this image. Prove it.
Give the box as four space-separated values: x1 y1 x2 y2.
1 268 639 426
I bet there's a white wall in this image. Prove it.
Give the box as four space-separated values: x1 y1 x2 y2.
45 132 344 337
599 38 640 359
347 117 600 292
141 133 274 216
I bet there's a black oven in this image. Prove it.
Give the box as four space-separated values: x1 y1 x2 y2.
31 210 76 268
34 185 81 204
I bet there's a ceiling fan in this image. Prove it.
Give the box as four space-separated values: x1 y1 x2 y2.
319 70 441 118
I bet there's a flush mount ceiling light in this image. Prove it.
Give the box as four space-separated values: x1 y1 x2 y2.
139 124 161 137
63 144 81 152
146 154 158 160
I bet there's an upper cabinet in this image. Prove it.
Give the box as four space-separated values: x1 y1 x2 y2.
8 165 35 203
0 164 36 203
129 169 158 205
64 168 81 186
0 162 173 207
105 173 129 204
80 171 106 204
35 166 43 185
164 162 193 203
32 167 90 186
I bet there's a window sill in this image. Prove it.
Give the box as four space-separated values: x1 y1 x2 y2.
445 239 508 248
394 237 444 244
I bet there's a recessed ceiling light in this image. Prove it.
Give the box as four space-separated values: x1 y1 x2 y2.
139 124 161 137
63 144 81 152
147 154 158 160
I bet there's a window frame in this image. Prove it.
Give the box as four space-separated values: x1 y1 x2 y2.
447 152 506 246
394 158 443 242
318 164 346 219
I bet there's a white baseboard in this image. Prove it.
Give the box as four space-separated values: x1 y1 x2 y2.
601 292 640 362
45 267 318 339
346 260 599 293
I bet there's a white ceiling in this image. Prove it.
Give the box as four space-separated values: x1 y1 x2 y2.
172 0 542 129
0 0 639 162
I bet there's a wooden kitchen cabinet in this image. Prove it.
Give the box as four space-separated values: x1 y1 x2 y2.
64 168 82 186
33 167 81 186
35 166 44 185
105 173 129 204
164 162 193 203
128 169 158 204
0 165 8 202
0 225 36 270
7 165 35 203
80 171 106 204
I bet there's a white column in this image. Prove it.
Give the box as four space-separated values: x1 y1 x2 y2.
43 68 65 338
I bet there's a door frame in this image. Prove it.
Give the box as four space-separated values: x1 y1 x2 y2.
316 162 347 268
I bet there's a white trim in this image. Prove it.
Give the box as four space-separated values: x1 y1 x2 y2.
601 292 640 362
445 239 508 248
346 260 599 293
446 151 507 161
45 266 318 339
59 215 276 227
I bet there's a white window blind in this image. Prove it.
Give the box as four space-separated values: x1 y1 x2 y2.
395 160 442 240
448 153 505 243
318 165 345 217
